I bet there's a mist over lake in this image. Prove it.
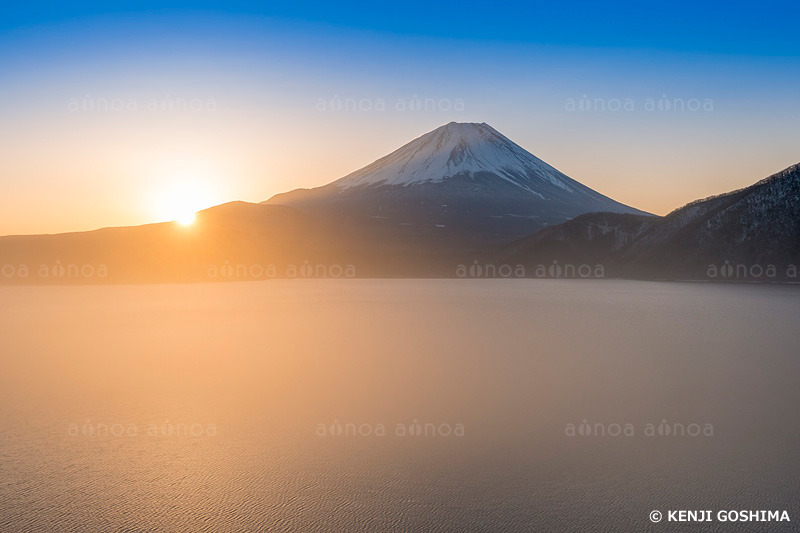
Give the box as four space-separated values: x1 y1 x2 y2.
1 280 798 532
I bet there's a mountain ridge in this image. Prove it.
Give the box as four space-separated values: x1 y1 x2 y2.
500 161 800 281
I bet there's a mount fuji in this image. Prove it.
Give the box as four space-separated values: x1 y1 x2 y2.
266 122 649 247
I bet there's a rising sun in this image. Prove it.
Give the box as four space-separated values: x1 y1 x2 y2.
152 172 220 227
176 211 196 226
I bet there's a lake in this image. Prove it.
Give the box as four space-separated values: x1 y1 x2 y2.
1 280 799 531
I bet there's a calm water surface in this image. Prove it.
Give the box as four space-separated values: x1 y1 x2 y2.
1 280 799 532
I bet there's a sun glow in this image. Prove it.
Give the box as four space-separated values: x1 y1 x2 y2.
156 182 210 225
150 163 224 226
176 211 197 226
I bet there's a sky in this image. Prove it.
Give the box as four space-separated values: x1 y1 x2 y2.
2 0 800 234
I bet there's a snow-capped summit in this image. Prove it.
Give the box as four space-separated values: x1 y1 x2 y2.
266 122 649 244
334 122 574 195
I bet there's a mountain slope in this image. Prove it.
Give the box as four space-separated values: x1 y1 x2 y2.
623 162 800 279
500 162 800 281
266 122 649 248
497 212 659 268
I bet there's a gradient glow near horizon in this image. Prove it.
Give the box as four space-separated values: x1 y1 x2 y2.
2 1 800 234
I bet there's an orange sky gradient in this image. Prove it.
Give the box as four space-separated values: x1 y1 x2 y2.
2 14 799 235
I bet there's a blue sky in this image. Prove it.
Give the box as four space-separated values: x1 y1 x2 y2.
2 1 800 233
3 0 800 55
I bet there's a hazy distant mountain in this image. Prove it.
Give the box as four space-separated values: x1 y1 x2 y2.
501 163 800 281
0 203 369 284
265 122 648 250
